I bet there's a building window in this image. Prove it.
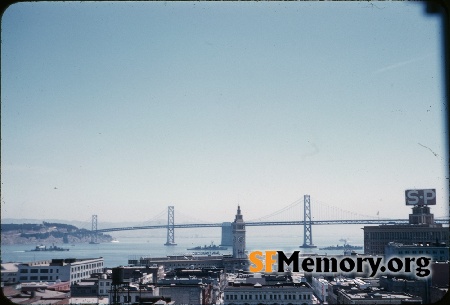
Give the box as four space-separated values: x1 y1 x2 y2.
20 269 28 273
19 276 28 281
30 276 38 280
40 276 48 280
41 269 49 273
30 269 38 273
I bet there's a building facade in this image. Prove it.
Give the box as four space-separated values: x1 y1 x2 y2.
1 263 19 284
159 282 212 305
224 282 313 305
385 241 449 261
379 276 429 304
17 257 104 285
311 276 329 303
363 205 448 255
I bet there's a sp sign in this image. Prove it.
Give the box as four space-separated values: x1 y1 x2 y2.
405 189 436 206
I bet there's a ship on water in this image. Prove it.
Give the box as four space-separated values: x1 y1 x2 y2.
29 244 69 252
319 239 362 251
187 241 227 251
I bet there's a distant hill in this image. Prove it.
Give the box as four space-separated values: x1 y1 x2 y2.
1 218 166 230
0 221 113 245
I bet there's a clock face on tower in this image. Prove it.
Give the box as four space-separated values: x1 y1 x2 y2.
238 236 244 243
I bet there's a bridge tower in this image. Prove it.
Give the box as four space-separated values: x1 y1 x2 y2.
91 215 98 244
300 195 317 248
164 206 177 246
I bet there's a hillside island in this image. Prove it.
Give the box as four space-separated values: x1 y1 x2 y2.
1 222 113 245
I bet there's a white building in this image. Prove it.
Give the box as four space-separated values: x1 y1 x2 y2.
98 272 112 296
224 282 313 305
1 263 20 284
17 257 104 285
311 276 329 303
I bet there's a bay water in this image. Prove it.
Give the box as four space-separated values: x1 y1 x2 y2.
1 225 364 268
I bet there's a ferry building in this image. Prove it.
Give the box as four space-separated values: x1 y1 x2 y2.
129 206 249 272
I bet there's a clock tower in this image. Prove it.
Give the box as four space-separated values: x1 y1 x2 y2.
232 205 246 258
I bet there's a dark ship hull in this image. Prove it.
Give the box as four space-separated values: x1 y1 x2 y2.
187 243 227 251
29 245 69 252
319 244 362 250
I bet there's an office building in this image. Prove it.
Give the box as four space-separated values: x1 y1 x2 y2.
17 257 104 285
363 205 448 255
385 241 449 261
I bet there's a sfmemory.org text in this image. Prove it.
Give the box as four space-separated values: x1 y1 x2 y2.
249 250 431 278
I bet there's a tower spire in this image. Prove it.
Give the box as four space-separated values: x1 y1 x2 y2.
234 205 243 222
232 205 246 258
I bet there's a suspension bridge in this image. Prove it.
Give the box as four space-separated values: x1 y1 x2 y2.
86 195 448 247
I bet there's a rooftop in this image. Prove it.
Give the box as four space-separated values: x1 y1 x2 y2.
226 282 311 290
69 297 109 304
1 262 20 272
341 290 422 300
19 257 103 267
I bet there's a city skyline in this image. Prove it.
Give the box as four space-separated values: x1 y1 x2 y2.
1 1 448 223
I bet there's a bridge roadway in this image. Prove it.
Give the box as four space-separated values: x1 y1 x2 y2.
95 218 449 233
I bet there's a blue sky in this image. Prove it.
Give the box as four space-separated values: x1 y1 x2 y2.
1 1 448 224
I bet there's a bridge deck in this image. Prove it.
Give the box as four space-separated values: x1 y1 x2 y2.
96 219 448 233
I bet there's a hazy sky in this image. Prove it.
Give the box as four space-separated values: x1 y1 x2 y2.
1 1 448 225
